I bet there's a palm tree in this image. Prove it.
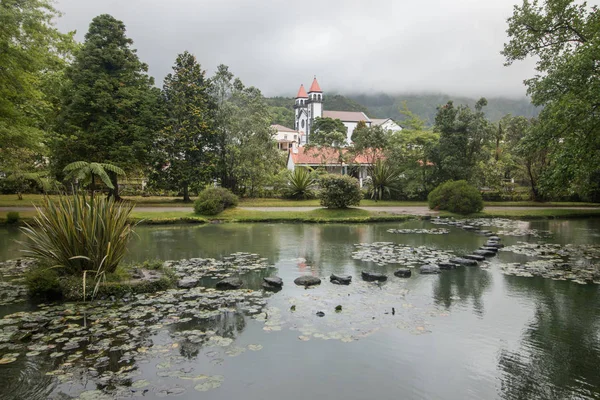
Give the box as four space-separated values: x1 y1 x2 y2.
63 161 125 202
369 159 402 201
287 168 316 199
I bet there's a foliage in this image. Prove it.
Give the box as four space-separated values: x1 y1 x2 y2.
150 51 217 202
49 14 161 199
194 187 238 215
6 212 20 224
20 195 136 278
306 117 348 166
318 174 362 209
285 168 316 200
502 0 600 199
63 161 125 200
25 266 62 299
367 160 402 200
210 65 283 196
351 124 389 166
427 180 483 214
429 99 492 185
0 0 74 170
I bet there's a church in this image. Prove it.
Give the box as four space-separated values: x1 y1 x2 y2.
290 77 402 145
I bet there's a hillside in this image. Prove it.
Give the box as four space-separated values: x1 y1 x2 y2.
266 93 540 128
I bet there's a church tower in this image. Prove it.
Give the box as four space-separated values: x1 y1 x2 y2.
306 77 323 142
294 84 308 144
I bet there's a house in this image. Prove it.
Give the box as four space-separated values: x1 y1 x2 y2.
287 146 374 187
371 118 403 133
271 124 302 151
292 77 402 144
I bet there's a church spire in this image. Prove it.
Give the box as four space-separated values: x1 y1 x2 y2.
296 84 308 98
309 77 322 93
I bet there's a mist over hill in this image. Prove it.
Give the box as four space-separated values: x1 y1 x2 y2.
267 93 540 129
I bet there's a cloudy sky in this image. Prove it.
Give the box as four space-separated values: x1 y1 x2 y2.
54 0 538 99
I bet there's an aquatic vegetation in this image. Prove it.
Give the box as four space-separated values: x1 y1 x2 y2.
0 259 32 305
352 242 457 267
20 195 135 276
429 217 552 238
387 228 449 235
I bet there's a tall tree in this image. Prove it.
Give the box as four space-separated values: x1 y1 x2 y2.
150 52 216 202
50 14 161 199
430 99 492 185
210 65 282 196
306 117 348 167
503 0 600 199
351 124 390 167
0 0 74 175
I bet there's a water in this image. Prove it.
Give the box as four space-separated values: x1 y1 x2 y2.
0 219 599 400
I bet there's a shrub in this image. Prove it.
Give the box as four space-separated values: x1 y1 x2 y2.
319 174 363 209
6 212 19 224
285 168 316 199
428 180 483 214
194 187 238 215
368 159 401 200
25 266 63 299
20 195 136 276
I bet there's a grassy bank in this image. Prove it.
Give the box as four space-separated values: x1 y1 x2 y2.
2 194 599 208
442 208 600 219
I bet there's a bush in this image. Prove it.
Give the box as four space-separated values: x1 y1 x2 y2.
20 195 136 276
25 267 63 300
428 180 483 214
194 187 238 215
319 174 363 209
6 211 19 224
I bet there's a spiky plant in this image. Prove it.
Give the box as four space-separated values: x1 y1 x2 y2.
20 195 136 297
369 159 402 200
286 168 316 200
63 161 125 201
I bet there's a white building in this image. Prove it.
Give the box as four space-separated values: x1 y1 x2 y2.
271 124 302 151
292 77 401 144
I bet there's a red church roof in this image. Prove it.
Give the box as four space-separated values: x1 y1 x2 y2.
296 84 308 98
309 77 322 93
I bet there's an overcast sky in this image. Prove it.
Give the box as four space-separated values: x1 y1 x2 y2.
54 0 538 99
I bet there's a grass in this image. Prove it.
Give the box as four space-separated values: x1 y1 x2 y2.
3 194 599 208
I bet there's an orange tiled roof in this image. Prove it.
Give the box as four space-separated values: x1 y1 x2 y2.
309 77 322 93
296 84 308 98
289 146 375 166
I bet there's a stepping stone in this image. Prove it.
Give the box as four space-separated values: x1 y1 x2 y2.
438 262 457 270
473 250 496 257
488 236 501 241
464 254 486 261
294 275 321 286
420 264 441 274
462 225 476 230
216 277 243 290
485 242 504 248
480 246 498 253
330 274 352 285
450 258 478 266
361 271 388 282
263 276 283 291
394 268 412 278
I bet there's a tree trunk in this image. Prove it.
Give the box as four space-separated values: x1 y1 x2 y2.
109 173 122 201
526 163 540 201
182 184 190 203
90 174 95 203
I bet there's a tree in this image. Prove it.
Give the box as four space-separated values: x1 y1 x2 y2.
210 65 282 196
50 14 161 199
306 117 348 167
502 0 600 199
63 161 125 202
351 124 389 167
430 99 492 185
0 0 74 177
151 51 216 202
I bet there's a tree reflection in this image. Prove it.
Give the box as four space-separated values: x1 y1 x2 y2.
498 276 600 399
432 266 492 316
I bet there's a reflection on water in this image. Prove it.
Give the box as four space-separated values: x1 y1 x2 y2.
0 219 599 399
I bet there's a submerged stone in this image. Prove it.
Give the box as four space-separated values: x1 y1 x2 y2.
177 278 198 289
450 258 478 266
419 265 440 274
438 262 457 270
473 250 496 257
464 254 486 262
263 276 283 288
215 277 243 290
394 268 412 278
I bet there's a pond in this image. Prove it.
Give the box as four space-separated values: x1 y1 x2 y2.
1 219 599 400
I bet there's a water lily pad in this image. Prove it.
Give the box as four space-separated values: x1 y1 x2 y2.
194 375 224 392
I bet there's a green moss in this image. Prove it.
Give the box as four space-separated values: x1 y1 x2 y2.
24 266 63 300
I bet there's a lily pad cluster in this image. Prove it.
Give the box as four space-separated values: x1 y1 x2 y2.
499 242 600 284
0 259 33 306
430 218 551 238
0 279 272 398
387 228 449 235
352 242 457 267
